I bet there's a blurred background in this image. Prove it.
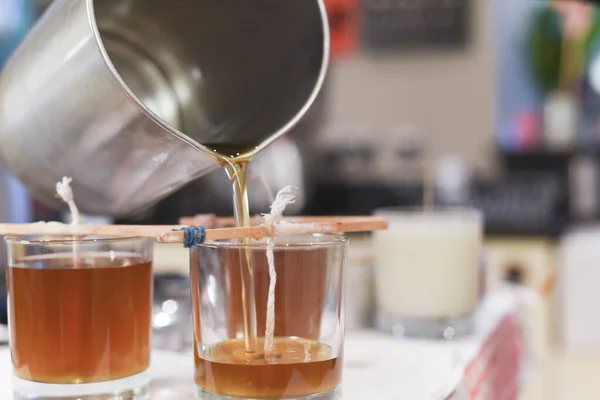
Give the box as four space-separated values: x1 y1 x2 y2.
5 0 600 398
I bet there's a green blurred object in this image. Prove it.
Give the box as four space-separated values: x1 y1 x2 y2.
527 4 600 94
527 6 563 93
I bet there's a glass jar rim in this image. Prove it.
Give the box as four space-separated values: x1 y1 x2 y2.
198 233 348 250
4 235 152 246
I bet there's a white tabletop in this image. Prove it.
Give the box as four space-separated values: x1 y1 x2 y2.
0 292 523 400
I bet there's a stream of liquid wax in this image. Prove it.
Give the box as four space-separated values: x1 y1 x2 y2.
223 159 259 354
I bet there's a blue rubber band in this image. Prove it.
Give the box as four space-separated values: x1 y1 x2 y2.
174 226 206 249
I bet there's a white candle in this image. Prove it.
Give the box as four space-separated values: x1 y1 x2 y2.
373 209 482 335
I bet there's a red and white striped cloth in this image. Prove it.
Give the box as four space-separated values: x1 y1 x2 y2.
462 314 526 400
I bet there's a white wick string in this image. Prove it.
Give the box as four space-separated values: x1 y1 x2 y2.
56 177 81 225
55 177 82 267
263 185 297 355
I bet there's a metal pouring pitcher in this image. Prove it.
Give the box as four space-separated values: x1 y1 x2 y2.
0 0 329 216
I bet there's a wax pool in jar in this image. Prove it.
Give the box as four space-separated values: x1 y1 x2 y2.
195 337 342 399
7 255 152 384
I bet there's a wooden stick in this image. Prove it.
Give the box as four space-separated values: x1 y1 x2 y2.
180 215 384 227
0 216 389 244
